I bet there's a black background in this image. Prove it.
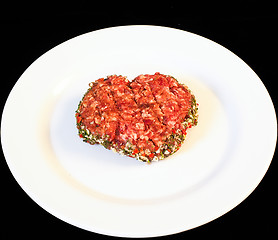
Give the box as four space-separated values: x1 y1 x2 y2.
1 3 277 240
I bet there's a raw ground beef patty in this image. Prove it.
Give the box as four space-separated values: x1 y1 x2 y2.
75 72 198 162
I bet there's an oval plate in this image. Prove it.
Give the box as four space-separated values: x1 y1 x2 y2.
1 25 277 238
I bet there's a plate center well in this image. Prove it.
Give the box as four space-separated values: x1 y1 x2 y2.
49 76 230 201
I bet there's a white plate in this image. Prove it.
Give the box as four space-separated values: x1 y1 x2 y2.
1 25 277 237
